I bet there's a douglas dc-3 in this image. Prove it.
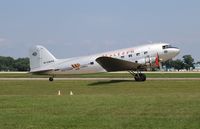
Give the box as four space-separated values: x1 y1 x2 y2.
29 43 180 82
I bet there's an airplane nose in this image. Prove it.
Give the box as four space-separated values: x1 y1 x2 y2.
170 47 180 57
174 48 180 55
159 46 180 61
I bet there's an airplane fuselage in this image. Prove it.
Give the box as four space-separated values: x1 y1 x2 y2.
30 43 180 75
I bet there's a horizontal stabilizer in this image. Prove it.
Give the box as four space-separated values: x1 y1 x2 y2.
30 68 54 74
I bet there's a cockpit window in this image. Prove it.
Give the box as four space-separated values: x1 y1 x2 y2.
162 45 176 49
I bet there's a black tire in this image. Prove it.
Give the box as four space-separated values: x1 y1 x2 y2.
134 74 140 81
140 73 146 81
49 77 54 82
134 73 146 82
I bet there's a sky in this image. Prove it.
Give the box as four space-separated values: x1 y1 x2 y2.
0 0 200 61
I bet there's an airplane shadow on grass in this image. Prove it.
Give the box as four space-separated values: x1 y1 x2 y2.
88 80 136 86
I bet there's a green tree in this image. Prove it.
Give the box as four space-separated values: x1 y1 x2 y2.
14 58 30 71
0 56 30 71
171 59 184 71
162 59 173 69
0 56 15 71
182 55 194 70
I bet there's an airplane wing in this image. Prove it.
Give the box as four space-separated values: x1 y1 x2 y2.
96 57 146 72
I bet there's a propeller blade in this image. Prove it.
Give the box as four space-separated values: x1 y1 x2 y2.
155 53 160 67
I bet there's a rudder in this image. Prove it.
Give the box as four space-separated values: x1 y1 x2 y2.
29 45 57 71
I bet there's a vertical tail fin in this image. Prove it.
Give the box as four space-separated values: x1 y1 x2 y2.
29 45 57 71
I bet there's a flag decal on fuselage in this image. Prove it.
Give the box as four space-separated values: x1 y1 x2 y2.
71 63 81 70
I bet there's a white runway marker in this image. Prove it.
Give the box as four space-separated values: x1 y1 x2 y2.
58 90 61 96
70 91 73 96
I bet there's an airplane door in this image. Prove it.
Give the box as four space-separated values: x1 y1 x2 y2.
145 56 150 64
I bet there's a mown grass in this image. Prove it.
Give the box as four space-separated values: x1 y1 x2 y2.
0 80 200 129
0 72 200 78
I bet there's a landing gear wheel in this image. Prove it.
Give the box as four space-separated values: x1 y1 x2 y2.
139 73 146 81
128 71 147 82
134 73 146 82
49 77 54 82
134 74 140 81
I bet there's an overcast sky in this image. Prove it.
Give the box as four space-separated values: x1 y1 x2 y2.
0 0 199 61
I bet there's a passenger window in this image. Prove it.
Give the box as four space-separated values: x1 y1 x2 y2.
121 56 125 58
136 53 140 56
128 54 132 57
144 51 148 55
90 62 94 65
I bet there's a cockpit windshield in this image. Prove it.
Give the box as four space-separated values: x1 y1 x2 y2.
162 45 177 49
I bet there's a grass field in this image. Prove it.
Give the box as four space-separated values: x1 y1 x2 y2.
0 80 200 129
0 72 200 78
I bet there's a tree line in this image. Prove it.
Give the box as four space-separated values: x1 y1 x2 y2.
0 56 30 71
0 55 198 71
163 55 196 71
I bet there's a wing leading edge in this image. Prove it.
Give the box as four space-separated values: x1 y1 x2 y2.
96 57 145 72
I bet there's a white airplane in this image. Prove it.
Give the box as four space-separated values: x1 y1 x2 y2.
29 43 180 81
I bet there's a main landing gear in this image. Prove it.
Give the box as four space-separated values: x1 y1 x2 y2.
129 71 146 82
49 76 54 82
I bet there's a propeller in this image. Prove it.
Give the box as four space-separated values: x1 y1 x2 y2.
155 53 160 68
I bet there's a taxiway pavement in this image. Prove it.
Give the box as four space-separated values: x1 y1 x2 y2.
0 78 200 81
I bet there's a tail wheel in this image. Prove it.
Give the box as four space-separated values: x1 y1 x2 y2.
49 77 54 82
